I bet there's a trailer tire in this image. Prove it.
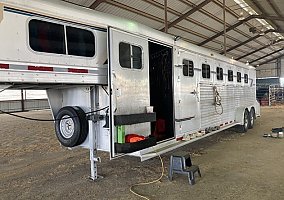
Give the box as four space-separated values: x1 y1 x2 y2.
236 109 249 133
242 109 249 132
248 108 255 129
74 106 89 145
55 106 85 147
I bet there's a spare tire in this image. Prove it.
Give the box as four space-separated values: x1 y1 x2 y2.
74 106 89 145
55 106 88 147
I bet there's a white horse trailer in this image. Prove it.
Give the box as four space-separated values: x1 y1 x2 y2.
0 0 260 180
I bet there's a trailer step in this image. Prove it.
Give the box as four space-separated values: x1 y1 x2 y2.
131 123 237 161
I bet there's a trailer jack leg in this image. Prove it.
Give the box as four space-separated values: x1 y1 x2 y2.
88 119 103 181
89 149 103 181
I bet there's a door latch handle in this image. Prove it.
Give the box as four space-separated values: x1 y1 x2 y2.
190 90 197 95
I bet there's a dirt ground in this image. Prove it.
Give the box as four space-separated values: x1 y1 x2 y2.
1 106 284 200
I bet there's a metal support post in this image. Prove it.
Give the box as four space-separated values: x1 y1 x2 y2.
164 0 168 33
21 89 25 112
223 0 227 56
269 85 271 106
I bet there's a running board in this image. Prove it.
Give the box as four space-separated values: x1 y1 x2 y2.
129 123 238 161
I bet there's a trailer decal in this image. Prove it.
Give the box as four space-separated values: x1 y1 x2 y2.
68 68 88 74
0 64 9 69
0 63 106 74
28 66 53 72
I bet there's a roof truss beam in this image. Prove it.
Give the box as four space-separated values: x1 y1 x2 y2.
250 48 284 64
250 0 280 30
268 0 283 18
258 54 284 66
160 0 213 32
236 39 284 61
89 0 106 9
221 29 284 54
198 15 284 46
144 0 264 53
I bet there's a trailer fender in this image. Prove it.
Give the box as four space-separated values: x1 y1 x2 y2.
254 100 261 117
235 107 247 125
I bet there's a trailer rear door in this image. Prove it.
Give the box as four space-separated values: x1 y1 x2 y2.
108 27 154 158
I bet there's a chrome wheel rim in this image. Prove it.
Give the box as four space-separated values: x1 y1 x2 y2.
250 114 254 126
244 112 248 129
60 115 75 139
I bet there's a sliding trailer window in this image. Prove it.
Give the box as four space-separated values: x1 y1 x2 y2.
119 42 142 69
228 70 233 81
28 19 95 57
216 67 223 80
237 72 241 83
183 59 194 77
29 20 66 54
244 74 248 83
202 64 210 79
66 26 95 57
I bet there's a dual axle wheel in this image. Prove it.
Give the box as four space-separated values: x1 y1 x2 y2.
239 108 255 133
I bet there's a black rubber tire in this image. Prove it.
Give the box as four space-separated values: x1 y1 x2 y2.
74 106 89 145
242 109 249 132
55 106 82 147
236 109 249 133
248 108 255 129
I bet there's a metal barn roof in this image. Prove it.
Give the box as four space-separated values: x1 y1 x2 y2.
63 0 284 67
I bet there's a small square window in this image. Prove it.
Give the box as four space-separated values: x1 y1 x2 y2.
202 64 210 79
132 46 142 69
183 59 194 77
119 43 131 68
237 72 241 82
228 70 233 82
119 42 142 69
217 67 223 80
244 74 248 83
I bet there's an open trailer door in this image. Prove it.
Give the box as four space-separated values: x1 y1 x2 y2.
108 27 156 159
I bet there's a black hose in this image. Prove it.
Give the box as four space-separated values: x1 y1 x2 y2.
0 106 109 122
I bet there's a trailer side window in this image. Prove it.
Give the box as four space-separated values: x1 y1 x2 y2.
183 59 194 77
119 43 131 68
132 46 142 69
216 67 223 80
237 72 241 82
119 42 142 69
29 19 66 54
202 64 210 79
244 74 248 83
66 26 95 57
228 70 233 81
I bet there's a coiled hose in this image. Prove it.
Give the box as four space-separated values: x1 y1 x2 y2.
213 86 223 115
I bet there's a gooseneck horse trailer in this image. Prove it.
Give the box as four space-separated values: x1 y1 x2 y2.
0 0 260 180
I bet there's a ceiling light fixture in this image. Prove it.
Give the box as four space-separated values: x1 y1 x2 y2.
238 11 245 21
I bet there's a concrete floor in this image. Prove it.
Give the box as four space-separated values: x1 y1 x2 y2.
0 106 284 200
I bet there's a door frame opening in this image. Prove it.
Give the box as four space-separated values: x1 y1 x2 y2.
148 40 174 142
